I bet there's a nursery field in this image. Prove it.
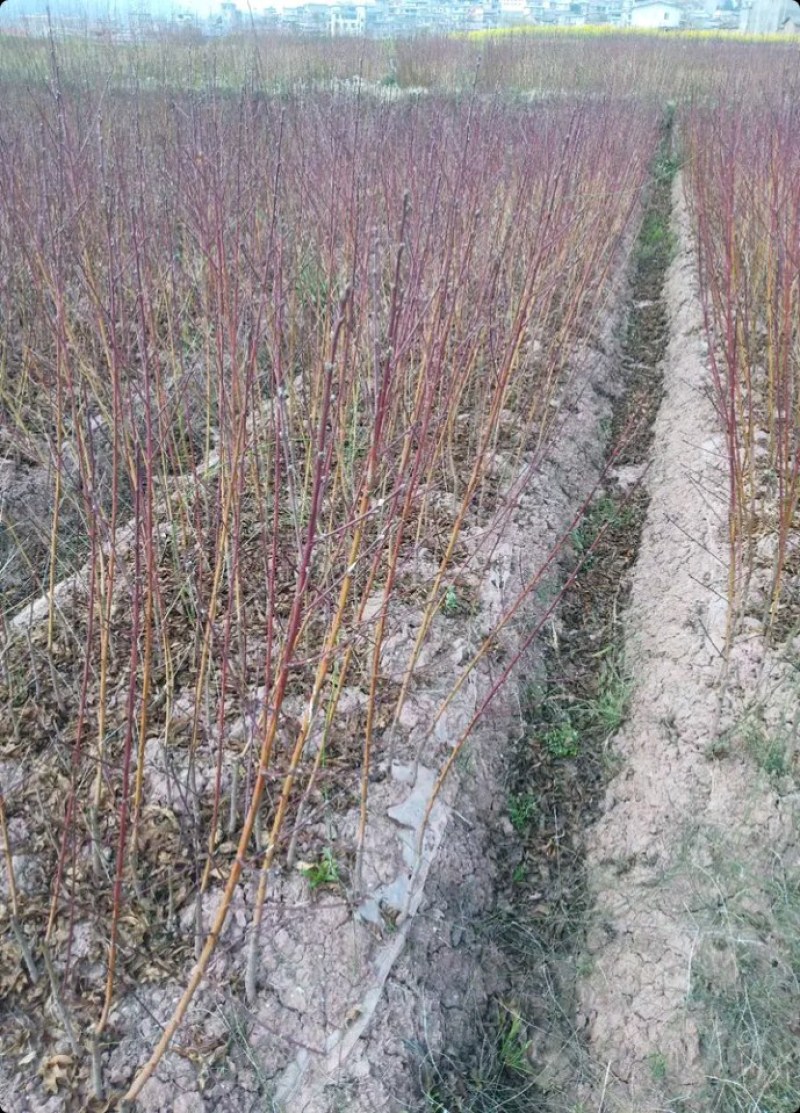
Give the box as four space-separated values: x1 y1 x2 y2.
0 26 799 1113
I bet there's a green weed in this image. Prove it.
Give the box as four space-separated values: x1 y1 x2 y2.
587 654 631 739
571 494 636 561
443 585 461 617
298 847 340 891
497 1008 533 1076
648 1051 668 1081
739 715 789 778
508 792 538 832
544 719 580 759
636 210 676 268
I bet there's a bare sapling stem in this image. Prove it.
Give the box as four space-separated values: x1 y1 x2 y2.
0 790 38 985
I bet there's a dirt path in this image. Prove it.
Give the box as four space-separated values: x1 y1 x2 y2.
576 175 800 1112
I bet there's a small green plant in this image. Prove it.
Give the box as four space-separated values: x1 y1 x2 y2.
654 131 680 184
648 1050 668 1081
760 740 787 777
544 719 580 759
705 735 730 760
740 717 788 778
575 953 594 978
497 1008 533 1076
442 585 460 617
441 583 473 619
570 520 593 557
512 863 527 885
508 792 538 832
571 494 635 563
590 655 631 738
636 210 676 267
298 847 340 891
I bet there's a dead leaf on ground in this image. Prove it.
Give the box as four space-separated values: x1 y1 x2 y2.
40 1053 73 1093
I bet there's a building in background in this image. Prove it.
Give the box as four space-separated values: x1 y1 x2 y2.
628 0 683 27
13 0 800 38
330 2 369 33
739 0 800 32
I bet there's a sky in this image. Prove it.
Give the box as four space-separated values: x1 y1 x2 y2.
1 0 343 15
